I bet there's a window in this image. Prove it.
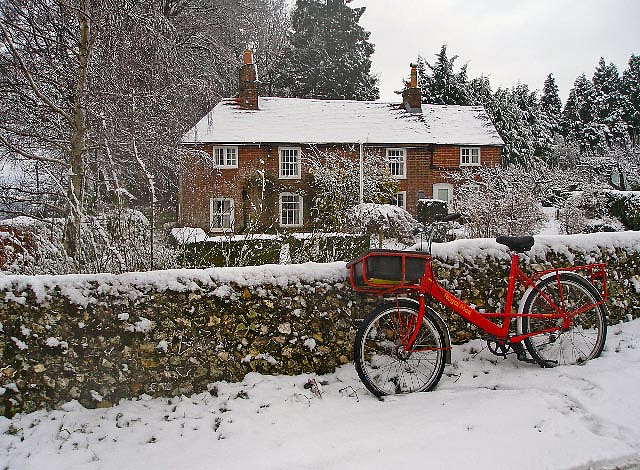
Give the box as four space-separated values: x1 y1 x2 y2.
210 197 234 231
279 193 303 226
386 148 406 178
391 191 406 210
460 147 480 166
213 146 238 168
279 147 301 179
433 183 454 205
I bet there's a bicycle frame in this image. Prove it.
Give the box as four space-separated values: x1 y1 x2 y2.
348 250 607 353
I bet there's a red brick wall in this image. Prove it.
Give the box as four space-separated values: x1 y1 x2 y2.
178 143 502 232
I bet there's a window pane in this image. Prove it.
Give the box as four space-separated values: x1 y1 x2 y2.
393 192 405 208
280 149 300 177
215 148 224 166
386 149 405 177
226 148 237 166
436 189 449 201
212 198 233 229
281 194 301 225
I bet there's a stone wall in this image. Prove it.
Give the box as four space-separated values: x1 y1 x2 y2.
2 232 639 417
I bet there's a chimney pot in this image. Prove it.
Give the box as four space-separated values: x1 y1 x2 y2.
243 49 253 65
410 63 418 88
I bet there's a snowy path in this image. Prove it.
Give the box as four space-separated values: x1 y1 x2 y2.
2 319 640 470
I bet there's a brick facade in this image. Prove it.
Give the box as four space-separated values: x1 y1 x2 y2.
178 143 503 232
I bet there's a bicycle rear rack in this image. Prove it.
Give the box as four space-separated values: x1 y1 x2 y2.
531 263 607 300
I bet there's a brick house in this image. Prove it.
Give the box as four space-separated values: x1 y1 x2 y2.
179 51 503 233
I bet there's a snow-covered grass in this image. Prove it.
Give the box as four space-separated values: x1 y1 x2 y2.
2 319 640 470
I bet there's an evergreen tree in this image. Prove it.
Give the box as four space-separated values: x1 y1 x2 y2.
562 74 606 151
417 44 469 105
489 84 552 166
621 54 640 146
540 73 562 135
277 0 379 100
591 57 628 147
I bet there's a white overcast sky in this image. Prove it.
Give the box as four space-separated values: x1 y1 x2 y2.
348 0 640 103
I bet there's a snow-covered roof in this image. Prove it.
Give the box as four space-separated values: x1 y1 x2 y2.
182 97 504 146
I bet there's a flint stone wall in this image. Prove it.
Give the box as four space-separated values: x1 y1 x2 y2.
2 232 639 417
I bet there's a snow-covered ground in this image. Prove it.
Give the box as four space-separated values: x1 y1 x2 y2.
2 319 640 470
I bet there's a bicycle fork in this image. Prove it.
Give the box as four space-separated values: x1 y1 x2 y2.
402 294 427 352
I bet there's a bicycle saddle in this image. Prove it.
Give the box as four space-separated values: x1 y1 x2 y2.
495 235 534 253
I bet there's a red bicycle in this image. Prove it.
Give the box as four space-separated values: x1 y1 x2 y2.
346 214 608 397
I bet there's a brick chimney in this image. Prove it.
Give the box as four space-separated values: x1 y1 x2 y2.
402 63 422 113
238 49 259 110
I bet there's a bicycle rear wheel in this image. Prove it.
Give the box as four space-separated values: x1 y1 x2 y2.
354 300 446 397
521 272 607 367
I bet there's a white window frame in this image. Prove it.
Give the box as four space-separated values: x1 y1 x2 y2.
386 148 407 179
392 191 406 210
460 147 481 166
278 147 301 179
210 197 235 232
279 192 303 227
212 146 238 169
433 183 454 205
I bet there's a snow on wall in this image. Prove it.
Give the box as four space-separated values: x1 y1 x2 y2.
0 262 348 308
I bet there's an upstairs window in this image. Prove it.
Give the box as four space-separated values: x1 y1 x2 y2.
210 197 234 231
279 147 301 179
280 193 303 226
386 148 406 178
460 147 480 166
213 146 238 168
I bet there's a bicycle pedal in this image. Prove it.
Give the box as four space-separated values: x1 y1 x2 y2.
539 360 558 368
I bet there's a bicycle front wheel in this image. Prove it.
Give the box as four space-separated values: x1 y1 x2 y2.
521 272 607 367
354 300 446 397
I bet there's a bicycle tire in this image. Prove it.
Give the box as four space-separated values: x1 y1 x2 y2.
354 300 446 397
521 272 607 367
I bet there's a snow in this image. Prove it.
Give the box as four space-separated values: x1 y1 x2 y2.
418 230 640 263
2 319 640 470
45 337 68 350
129 317 153 334
0 262 348 307
170 230 363 246
170 227 208 244
539 206 562 235
10 337 27 351
182 97 504 146
156 340 169 353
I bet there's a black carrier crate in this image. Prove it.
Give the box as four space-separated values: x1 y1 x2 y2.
347 250 431 292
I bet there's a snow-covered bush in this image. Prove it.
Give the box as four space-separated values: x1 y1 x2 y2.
305 149 399 231
608 190 640 230
416 199 448 224
557 189 624 234
450 167 547 238
348 203 419 248
0 209 171 275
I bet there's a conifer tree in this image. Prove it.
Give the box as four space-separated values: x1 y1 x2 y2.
417 44 469 105
591 58 628 147
277 0 379 100
621 54 640 146
562 74 605 151
540 73 562 135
